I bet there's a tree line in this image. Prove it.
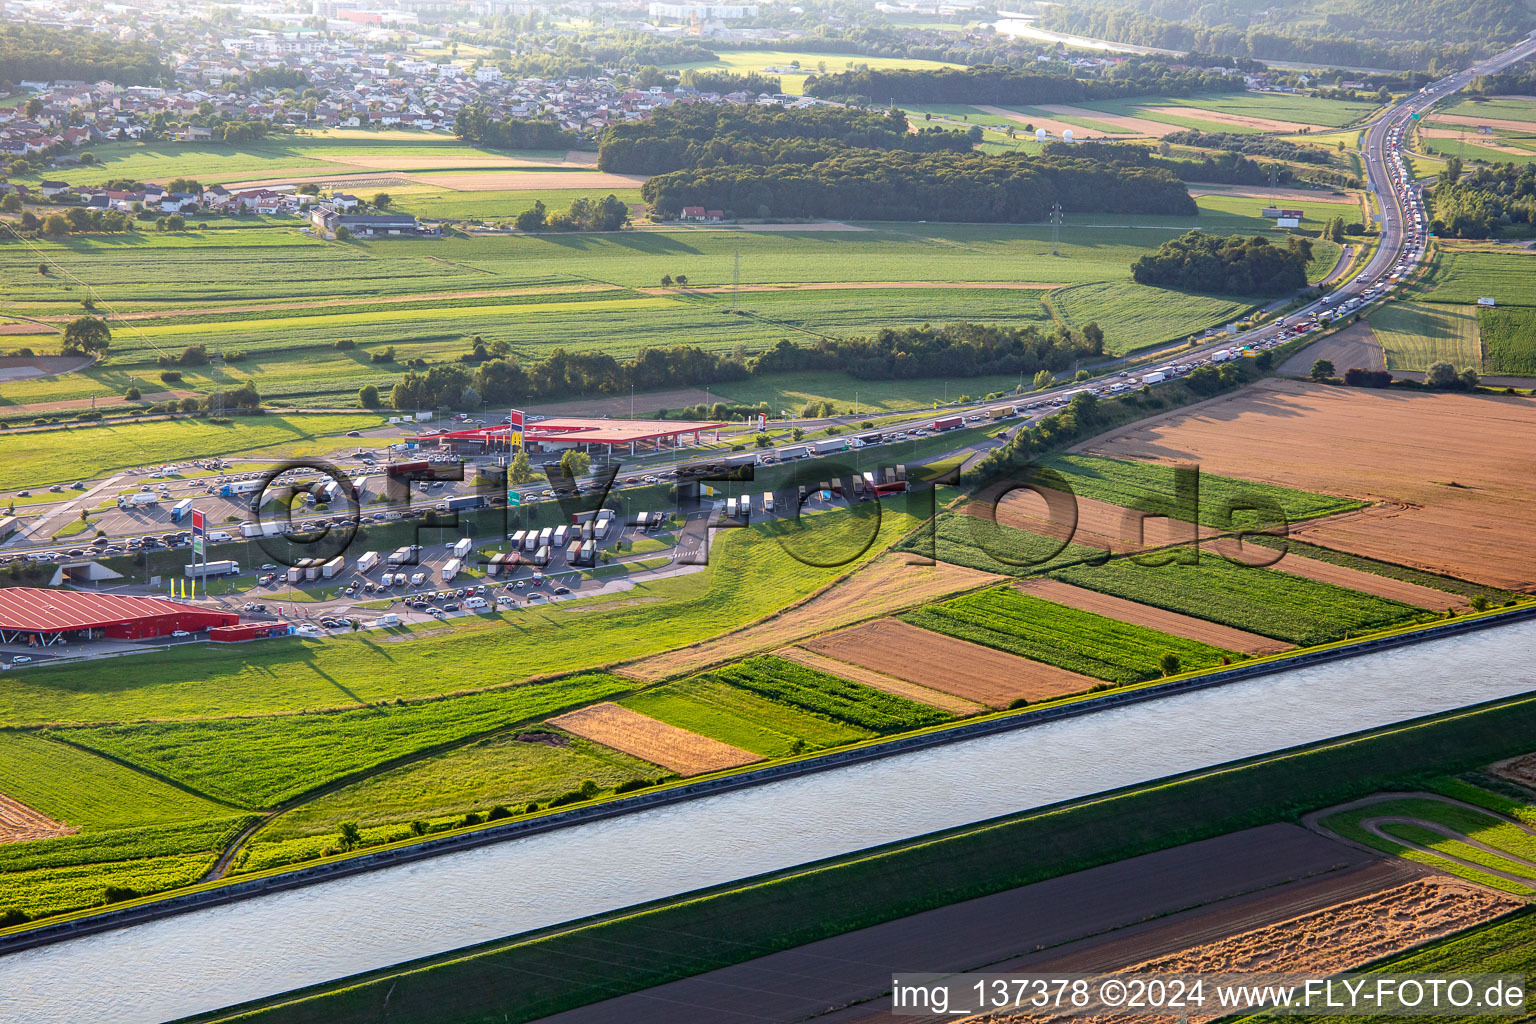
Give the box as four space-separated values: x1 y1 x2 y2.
385 323 1109 411
1162 130 1333 165
1429 161 1536 239
0 24 166 86
514 195 630 232
597 105 970 176
1472 65 1536 96
641 146 1194 222
453 103 591 151
680 70 783 95
1130 231 1314 296
803 60 1245 105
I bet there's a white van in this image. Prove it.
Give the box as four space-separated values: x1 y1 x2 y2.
464 595 489 611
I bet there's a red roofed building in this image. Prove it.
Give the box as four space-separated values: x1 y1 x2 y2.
0 588 237 646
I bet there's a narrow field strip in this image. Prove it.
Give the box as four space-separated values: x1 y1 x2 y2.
801 617 1099 708
1267 552 1464 611
1013 578 1293 655
774 646 985 715
548 703 761 776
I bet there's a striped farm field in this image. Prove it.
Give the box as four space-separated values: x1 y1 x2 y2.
1052 550 1434 646
620 676 875 758
1368 301 1483 372
775 646 985 715
902 587 1236 687
548 703 761 776
1014 579 1293 654
799 617 1099 707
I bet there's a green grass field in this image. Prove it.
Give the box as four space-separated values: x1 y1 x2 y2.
621 675 873 757
0 413 383 492
1080 92 1383 129
249 731 661 846
1416 247 1536 307
1052 550 1432 645
1369 300 1483 372
1321 794 1536 894
0 511 923 725
1478 306 1536 376
903 585 1235 686
664 48 963 95
59 674 638 809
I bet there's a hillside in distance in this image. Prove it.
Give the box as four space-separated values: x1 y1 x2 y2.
1037 0 1536 69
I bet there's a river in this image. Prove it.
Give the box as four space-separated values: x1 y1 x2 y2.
3 620 1535 1024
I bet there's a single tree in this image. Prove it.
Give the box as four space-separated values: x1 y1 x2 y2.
790 427 805 441
1309 358 1336 382
1424 361 1458 388
358 384 380 408
508 448 533 484
660 274 673 287
0 194 20 213
675 274 688 287
62 316 111 355
41 213 69 236
337 820 362 850
124 386 141 401
335 225 352 241
371 192 392 209
1158 652 1181 676
559 448 590 480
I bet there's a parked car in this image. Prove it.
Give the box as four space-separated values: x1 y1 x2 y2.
171 630 191 638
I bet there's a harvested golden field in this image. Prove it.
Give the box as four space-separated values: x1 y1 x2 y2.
548 703 760 776
617 555 999 682
968 878 1521 1024
1034 104 1180 137
1014 579 1292 654
1076 379 1536 590
775 646 986 715
801 617 1097 708
1268 551 1462 610
1277 320 1384 375
0 792 75 844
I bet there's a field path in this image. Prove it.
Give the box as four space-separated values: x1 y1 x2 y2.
1265 552 1462 610
775 646 985 715
1013 578 1291 654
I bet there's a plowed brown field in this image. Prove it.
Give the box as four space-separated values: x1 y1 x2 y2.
617 555 999 682
0 792 75 844
1267 551 1462 610
1488 751 1536 791
801 618 1097 707
963 488 1216 555
548 703 760 776
1014 579 1291 654
1075 379 1536 590
776 646 985 715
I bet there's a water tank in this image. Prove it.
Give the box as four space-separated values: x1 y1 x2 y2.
1062 128 1075 143
1035 127 1047 143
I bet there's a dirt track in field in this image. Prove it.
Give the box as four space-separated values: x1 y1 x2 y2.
0 792 75 844
1034 104 1181 137
1141 105 1326 133
967 879 1521 1024
1074 379 1536 590
1267 551 1462 610
801 617 1097 708
548 703 760 776
1278 320 1385 375
775 646 985 715
635 281 1059 296
616 555 1000 682
1014 578 1292 654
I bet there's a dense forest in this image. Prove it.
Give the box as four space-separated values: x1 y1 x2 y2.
0 24 166 86
803 60 1246 105
642 149 1194 222
1130 231 1314 295
1035 0 1531 69
452 104 589 150
1472 64 1536 96
388 323 1107 410
1429 160 1536 238
1162 130 1334 164
597 105 971 175
680 70 783 95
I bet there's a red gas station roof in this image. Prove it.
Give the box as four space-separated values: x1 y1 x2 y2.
0 588 204 633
